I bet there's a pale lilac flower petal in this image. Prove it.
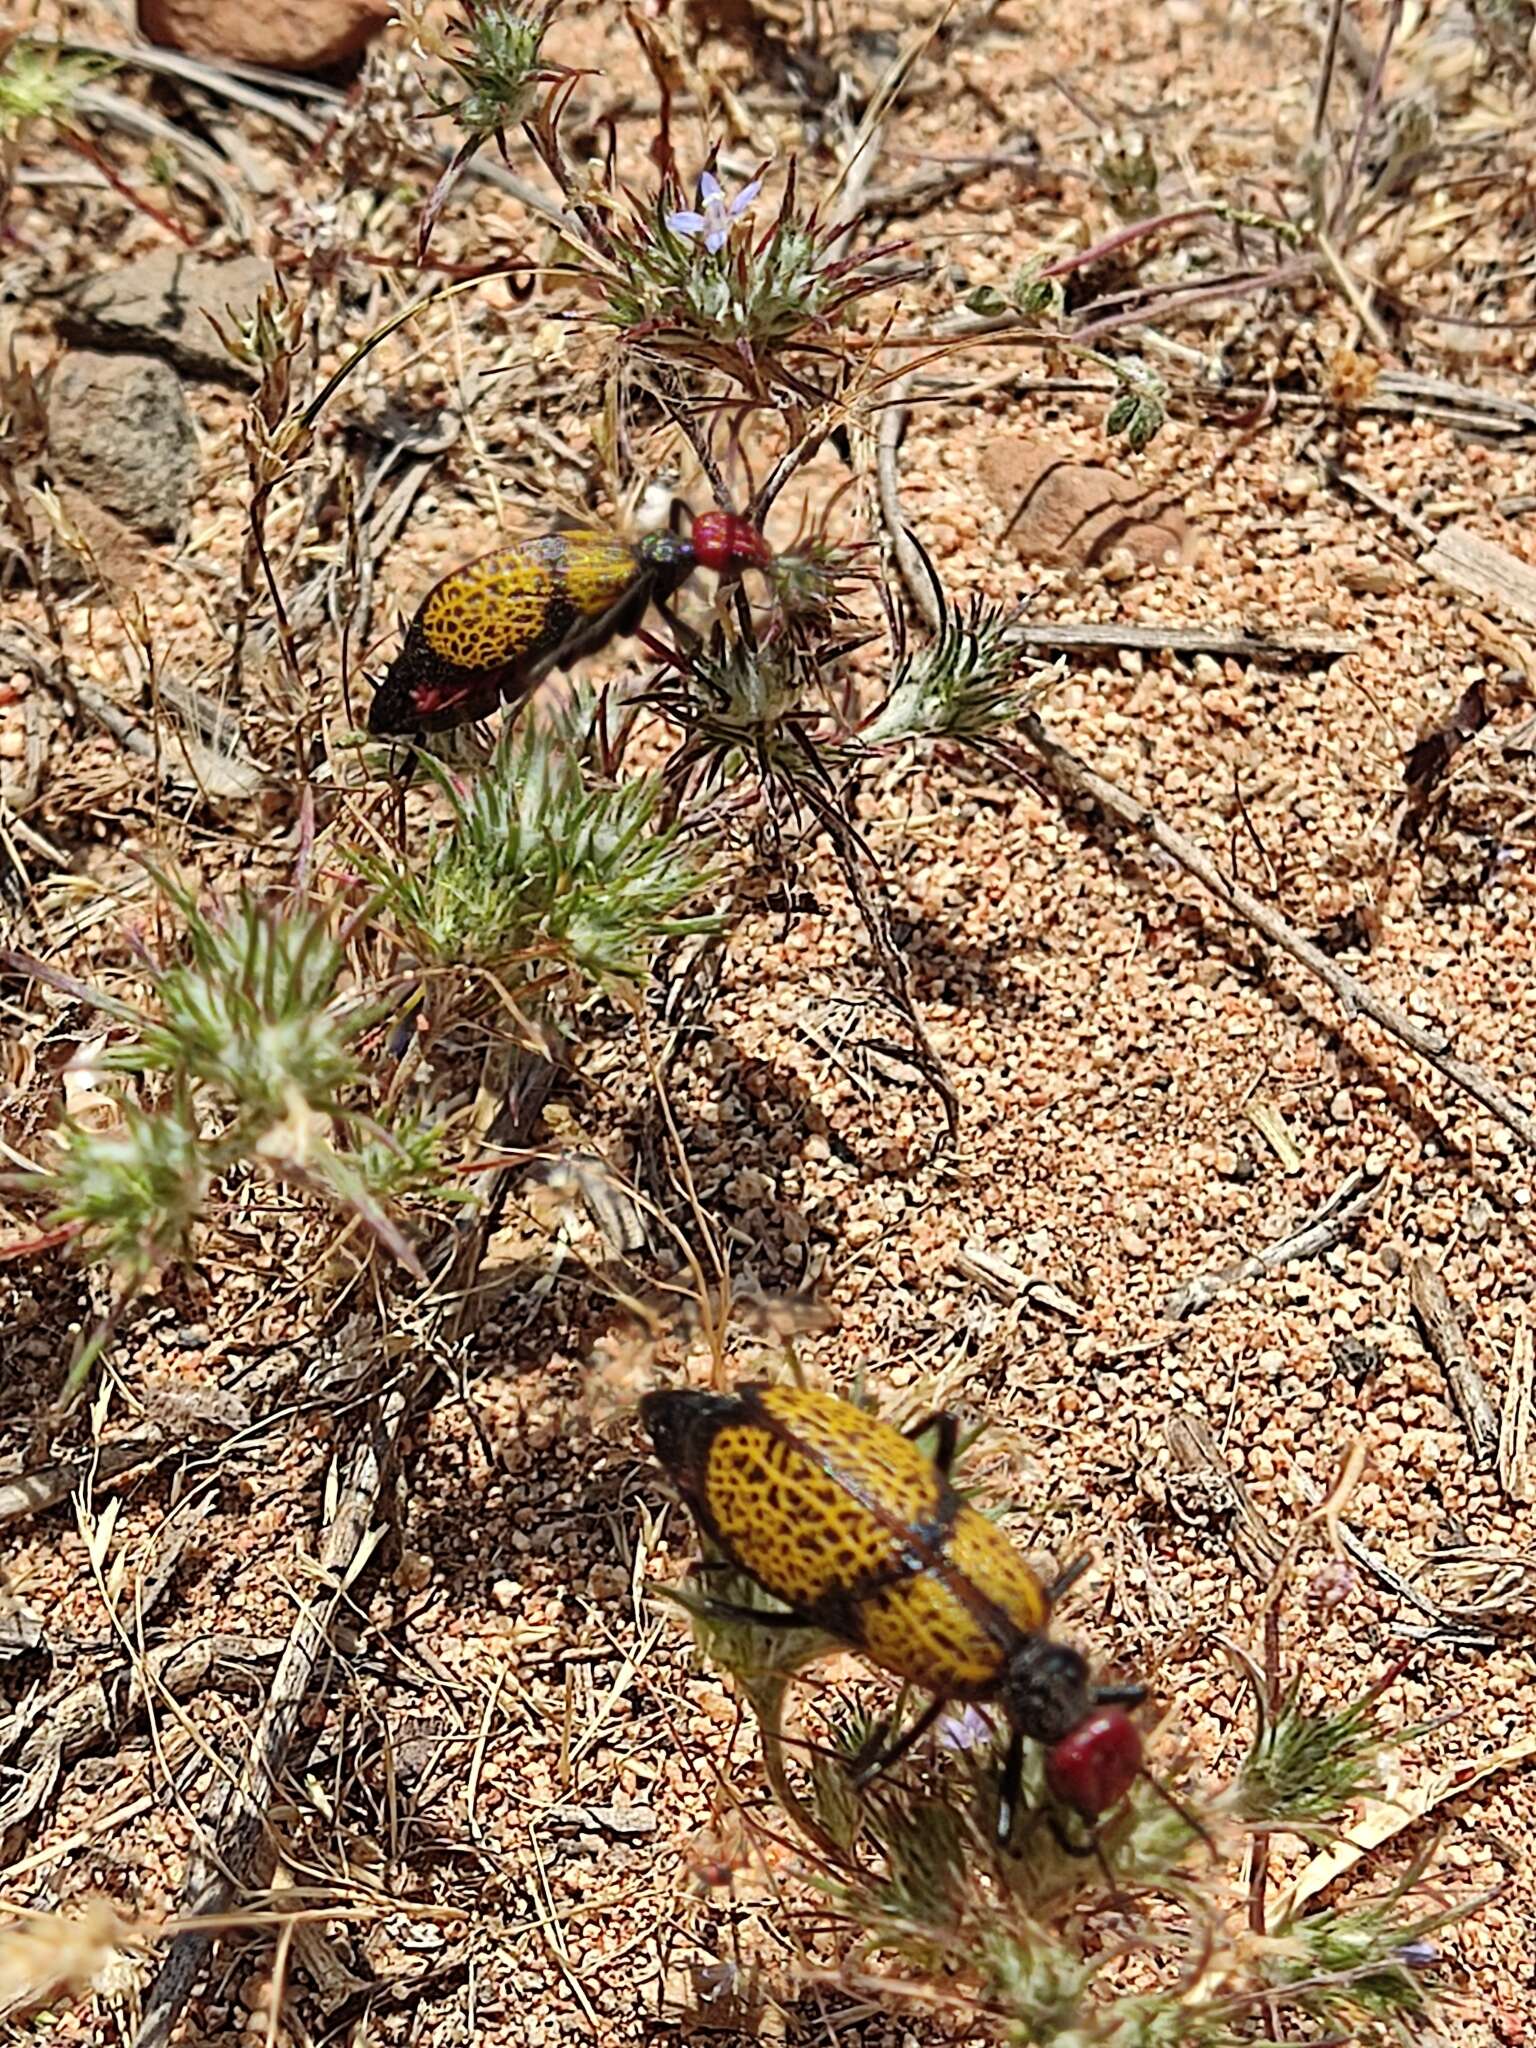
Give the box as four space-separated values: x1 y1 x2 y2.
672 167 764 254
936 1704 992 1752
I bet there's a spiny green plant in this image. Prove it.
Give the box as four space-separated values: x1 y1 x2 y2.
99 876 366 1122
0 33 193 244
863 589 1044 747
594 157 905 374
5 879 456 1398
1237 1662 1406 1835
361 705 717 993
402 0 569 255
426 0 564 144
0 34 112 141
44 1096 209 1280
648 626 831 808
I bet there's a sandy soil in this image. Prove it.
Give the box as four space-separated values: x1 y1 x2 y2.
2 1 1534 2043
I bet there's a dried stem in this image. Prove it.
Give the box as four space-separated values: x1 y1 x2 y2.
131 1362 433 2048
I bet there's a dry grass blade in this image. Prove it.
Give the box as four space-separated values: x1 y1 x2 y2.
1500 1323 1534 1504
131 1367 432 2048
1167 1168 1387 1318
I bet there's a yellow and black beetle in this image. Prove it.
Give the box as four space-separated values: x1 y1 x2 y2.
368 512 772 738
641 1381 1145 1838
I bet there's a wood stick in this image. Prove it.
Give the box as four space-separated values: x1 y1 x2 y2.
1408 1257 1501 1468
1007 620 1356 664
1015 710 1536 1154
875 386 1536 1157
131 1375 421 2048
1499 1323 1533 1504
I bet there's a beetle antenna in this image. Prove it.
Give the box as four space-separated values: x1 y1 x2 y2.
1044 1554 1094 1605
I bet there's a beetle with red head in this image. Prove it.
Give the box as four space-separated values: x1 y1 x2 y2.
640 1381 1147 1843
368 511 772 738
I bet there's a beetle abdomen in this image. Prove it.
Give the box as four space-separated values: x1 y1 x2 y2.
646 1382 1051 1691
371 529 658 737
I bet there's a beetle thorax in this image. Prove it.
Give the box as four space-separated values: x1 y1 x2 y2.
635 531 694 573
1001 1638 1093 1744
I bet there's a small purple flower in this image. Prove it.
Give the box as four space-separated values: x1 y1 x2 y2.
936 1704 992 1753
666 169 763 254
1395 1938 1441 1970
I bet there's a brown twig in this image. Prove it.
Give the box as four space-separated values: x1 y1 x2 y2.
1006 620 1356 664
130 1366 430 2048
1331 0 1405 236
1500 1324 1534 1505
875 390 1536 1157
1309 0 1348 151
1408 1257 1501 1469
1016 712 1536 1151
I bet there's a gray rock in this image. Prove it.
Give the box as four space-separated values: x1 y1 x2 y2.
66 250 274 381
46 352 200 540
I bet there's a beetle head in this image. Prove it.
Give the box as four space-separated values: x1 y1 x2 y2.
639 1388 734 1494
1002 1637 1094 1745
1002 1638 1145 1819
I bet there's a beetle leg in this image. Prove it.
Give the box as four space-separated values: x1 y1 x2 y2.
850 1695 948 1787
902 1411 958 1473
996 1727 1024 1844
653 592 702 654
1046 1812 1096 1858
1049 1815 1125 1903
1094 1682 1147 1707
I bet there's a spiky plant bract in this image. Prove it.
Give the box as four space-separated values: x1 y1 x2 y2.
0 33 193 242
0 35 113 142
404 1 570 255
360 704 718 1000
431 0 563 144
45 1095 209 1279
863 590 1044 746
592 157 908 391
1237 1663 1406 1836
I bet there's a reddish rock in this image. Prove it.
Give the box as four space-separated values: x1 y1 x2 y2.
138 0 395 72
54 487 155 596
979 439 1190 570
